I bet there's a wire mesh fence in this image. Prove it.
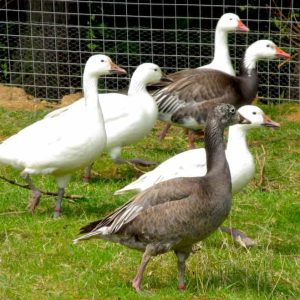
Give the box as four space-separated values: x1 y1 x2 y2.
0 0 299 102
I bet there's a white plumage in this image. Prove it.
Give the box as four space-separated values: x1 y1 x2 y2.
198 12 249 75
46 63 167 178
115 105 280 195
0 54 126 217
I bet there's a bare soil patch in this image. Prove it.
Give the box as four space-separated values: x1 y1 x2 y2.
0 85 82 111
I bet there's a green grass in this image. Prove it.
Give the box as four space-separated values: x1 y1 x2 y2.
0 103 299 299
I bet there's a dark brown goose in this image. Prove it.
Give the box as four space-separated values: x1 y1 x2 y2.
74 103 246 292
152 40 289 147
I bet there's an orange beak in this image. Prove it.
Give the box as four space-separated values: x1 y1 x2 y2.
236 20 249 32
275 47 291 59
109 62 127 75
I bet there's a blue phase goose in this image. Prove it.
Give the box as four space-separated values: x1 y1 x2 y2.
154 12 249 140
74 103 246 292
115 105 280 247
153 40 289 148
0 55 126 217
46 63 169 181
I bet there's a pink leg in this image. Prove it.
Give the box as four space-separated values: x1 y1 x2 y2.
82 164 93 183
157 124 171 141
175 250 190 290
132 252 151 292
188 130 196 149
22 173 42 212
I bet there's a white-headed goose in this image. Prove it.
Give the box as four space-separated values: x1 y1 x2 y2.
153 12 249 140
153 40 289 147
46 63 169 181
74 103 245 292
0 55 126 217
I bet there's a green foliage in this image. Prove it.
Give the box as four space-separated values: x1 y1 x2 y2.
0 103 299 299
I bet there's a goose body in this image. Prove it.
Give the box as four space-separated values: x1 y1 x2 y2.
115 105 280 195
46 63 165 164
0 55 126 217
74 103 241 292
154 40 290 131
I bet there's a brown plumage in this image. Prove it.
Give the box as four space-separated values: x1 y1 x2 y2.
150 40 290 147
74 103 245 292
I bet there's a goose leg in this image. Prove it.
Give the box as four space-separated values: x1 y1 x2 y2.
220 226 257 247
110 147 157 167
53 187 65 218
54 175 71 218
157 123 171 141
132 251 151 292
175 250 191 290
114 157 158 166
188 130 197 149
187 129 205 149
21 172 42 212
82 163 93 183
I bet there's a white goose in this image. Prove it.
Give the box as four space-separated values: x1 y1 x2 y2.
46 63 168 181
0 54 126 217
197 12 249 75
115 105 280 195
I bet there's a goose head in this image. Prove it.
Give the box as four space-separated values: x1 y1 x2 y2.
237 105 280 129
132 63 167 85
243 40 290 70
84 54 127 78
217 13 249 32
212 104 240 128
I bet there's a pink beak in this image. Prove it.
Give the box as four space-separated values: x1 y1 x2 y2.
237 20 249 32
275 47 291 59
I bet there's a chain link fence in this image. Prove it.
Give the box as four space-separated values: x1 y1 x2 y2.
0 0 299 102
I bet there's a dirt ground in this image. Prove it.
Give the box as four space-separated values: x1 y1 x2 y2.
0 84 299 122
0 85 82 111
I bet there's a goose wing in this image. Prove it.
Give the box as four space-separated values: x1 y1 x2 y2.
79 177 200 235
154 70 237 116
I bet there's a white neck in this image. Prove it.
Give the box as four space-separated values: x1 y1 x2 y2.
128 74 147 96
226 125 249 153
212 28 235 75
243 51 258 72
82 72 105 126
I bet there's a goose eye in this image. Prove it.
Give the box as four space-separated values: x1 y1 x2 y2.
229 18 233 20
154 68 158 72
100 59 105 62
230 107 236 114
266 44 270 48
252 112 257 115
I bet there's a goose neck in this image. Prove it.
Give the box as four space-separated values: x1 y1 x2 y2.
240 53 257 76
211 28 234 73
226 125 248 152
214 27 229 58
83 75 100 106
204 119 228 175
128 76 147 96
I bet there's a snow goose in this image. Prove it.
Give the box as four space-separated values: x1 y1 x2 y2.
0 54 126 217
46 63 169 181
199 12 249 75
115 105 280 195
115 105 280 247
74 103 244 292
154 40 289 147
154 12 249 140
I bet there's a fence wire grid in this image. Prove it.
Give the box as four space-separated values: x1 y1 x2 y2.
0 0 299 102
